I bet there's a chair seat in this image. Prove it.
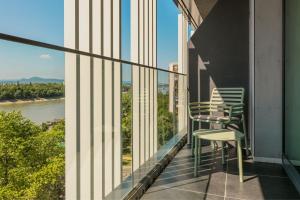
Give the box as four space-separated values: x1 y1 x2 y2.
193 114 230 122
193 129 244 141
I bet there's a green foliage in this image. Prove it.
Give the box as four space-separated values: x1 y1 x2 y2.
121 90 132 155
157 92 175 148
121 87 176 152
0 83 64 101
0 111 65 199
0 84 176 199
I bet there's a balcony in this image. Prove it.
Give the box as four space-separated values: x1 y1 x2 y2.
142 145 300 200
1 0 300 199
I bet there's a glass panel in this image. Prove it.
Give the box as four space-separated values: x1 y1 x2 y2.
157 71 173 149
0 39 65 199
284 0 300 192
0 0 64 46
0 34 188 199
157 0 179 70
121 0 131 62
121 64 132 180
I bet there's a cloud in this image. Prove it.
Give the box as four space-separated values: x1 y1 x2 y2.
39 54 52 59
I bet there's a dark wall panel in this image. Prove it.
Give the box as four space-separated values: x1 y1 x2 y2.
188 0 249 131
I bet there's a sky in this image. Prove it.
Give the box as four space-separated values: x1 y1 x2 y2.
0 0 178 81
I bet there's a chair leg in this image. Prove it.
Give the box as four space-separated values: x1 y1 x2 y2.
242 114 249 157
221 141 225 165
198 139 202 166
192 120 194 155
211 141 215 158
237 139 244 183
194 137 198 177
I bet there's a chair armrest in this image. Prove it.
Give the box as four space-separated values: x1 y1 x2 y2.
228 103 244 116
189 101 211 106
212 104 233 118
188 102 211 119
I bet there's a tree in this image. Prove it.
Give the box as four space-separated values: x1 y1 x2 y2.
157 92 175 148
0 83 64 101
0 111 65 199
121 90 132 154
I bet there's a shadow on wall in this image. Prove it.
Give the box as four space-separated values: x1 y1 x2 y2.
189 0 249 130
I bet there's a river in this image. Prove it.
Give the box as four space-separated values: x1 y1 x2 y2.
0 99 65 124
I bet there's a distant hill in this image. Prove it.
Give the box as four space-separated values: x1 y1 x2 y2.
0 77 64 84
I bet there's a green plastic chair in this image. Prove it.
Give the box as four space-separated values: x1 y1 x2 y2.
188 87 249 156
193 129 244 182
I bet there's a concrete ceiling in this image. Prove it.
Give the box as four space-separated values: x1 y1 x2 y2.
174 0 219 28
194 0 218 20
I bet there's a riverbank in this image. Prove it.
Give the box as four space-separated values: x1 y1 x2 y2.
0 97 65 106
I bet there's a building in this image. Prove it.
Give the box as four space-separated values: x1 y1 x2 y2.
168 63 178 113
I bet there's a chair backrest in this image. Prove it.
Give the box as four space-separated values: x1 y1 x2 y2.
210 88 245 116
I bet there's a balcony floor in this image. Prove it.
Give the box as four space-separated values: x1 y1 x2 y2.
142 144 300 200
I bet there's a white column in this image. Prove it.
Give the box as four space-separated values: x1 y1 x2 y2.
131 0 157 165
64 0 77 199
178 13 188 135
149 0 154 156
131 0 140 171
140 69 145 164
153 0 158 153
144 0 150 160
149 68 154 156
103 0 113 195
139 0 145 165
78 0 91 199
65 0 122 198
113 0 121 188
92 0 103 198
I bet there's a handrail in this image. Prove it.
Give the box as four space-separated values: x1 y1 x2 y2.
0 33 186 76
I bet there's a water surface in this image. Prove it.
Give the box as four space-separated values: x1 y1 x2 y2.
0 99 65 124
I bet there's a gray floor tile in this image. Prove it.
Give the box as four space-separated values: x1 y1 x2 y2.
142 145 300 200
225 173 300 200
226 147 287 178
142 185 224 200
227 158 287 178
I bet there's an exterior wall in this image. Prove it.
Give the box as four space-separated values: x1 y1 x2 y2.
253 0 283 162
188 0 284 162
189 0 249 136
285 0 300 165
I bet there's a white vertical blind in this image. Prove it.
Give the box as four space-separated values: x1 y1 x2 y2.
103 0 113 195
132 0 158 169
64 0 189 198
78 0 91 198
65 0 121 198
64 0 77 199
131 0 141 171
113 0 122 189
178 13 188 135
92 0 103 198
139 0 145 165
144 0 150 160
149 0 155 157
